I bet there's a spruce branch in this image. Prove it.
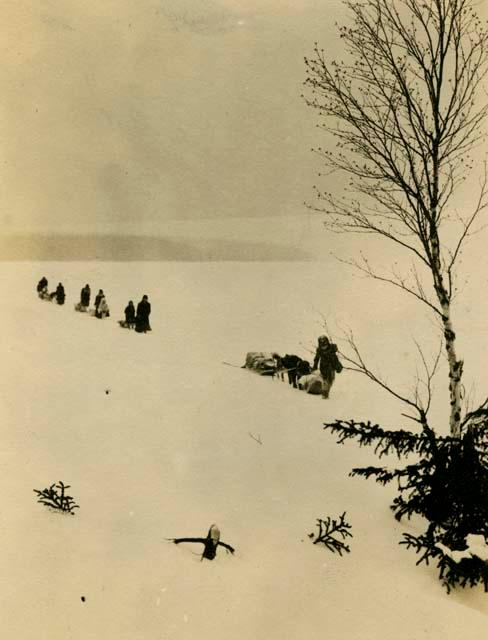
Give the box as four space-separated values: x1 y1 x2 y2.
310 512 353 555
323 419 440 458
33 481 79 514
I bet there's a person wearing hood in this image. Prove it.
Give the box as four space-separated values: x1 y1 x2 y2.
55 283 65 305
313 335 343 398
135 295 151 333
37 277 48 297
94 289 104 314
80 284 91 309
97 295 110 319
124 300 136 328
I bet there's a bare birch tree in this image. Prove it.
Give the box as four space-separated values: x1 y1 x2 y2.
304 0 488 436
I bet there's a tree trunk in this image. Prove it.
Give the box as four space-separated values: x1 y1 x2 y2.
430 229 463 437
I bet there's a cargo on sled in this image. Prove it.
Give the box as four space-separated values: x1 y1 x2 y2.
242 352 280 376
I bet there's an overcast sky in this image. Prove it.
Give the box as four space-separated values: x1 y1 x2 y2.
0 0 345 236
2 0 487 248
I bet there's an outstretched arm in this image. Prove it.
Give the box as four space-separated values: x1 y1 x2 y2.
170 537 206 545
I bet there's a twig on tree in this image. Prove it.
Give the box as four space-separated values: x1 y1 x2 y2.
337 328 429 425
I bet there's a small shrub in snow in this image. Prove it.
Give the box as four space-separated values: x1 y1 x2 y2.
310 512 352 555
34 481 79 514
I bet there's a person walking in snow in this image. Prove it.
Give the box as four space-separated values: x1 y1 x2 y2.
94 289 104 315
37 277 48 297
55 283 65 305
96 295 110 319
135 295 151 333
80 284 91 309
124 300 136 328
313 335 343 398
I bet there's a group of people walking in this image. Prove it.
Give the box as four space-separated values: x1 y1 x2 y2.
36 277 152 334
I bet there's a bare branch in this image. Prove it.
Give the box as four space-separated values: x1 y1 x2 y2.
337 329 427 423
447 161 488 294
333 251 442 316
304 0 488 435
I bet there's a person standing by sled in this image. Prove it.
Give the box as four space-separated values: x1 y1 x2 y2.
80 284 91 309
37 277 48 297
313 335 343 398
135 295 151 333
96 294 110 319
55 282 65 305
94 289 104 315
124 300 136 328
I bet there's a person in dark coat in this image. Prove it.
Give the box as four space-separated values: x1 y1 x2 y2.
37 277 48 296
313 335 343 398
124 301 136 328
135 295 151 333
55 283 65 305
94 289 104 314
80 284 91 308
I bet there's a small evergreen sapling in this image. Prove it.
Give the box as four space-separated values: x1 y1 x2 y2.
310 512 352 555
34 481 80 514
324 413 488 591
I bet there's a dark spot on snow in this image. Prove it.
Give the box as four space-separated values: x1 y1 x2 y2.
105 389 110 395
81 596 85 602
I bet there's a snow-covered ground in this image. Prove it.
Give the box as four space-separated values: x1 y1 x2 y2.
2 260 488 639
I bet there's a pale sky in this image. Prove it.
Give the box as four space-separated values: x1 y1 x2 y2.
2 0 487 252
0 0 343 236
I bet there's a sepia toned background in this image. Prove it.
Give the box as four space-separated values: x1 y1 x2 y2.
2 1 488 639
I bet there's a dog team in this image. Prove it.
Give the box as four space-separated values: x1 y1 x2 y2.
244 335 343 399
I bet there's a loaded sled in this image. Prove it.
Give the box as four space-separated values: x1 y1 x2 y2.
243 352 280 376
118 319 135 329
38 290 51 301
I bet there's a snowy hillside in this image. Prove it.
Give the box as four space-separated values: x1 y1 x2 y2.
2 261 488 639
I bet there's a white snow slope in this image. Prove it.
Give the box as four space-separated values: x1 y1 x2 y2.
2 261 488 640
